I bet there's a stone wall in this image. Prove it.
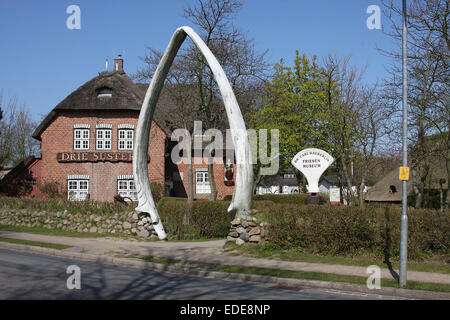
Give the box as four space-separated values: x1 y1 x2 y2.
227 215 267 245
0 209 159 239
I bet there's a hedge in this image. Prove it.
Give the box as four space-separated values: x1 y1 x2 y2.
0 196 130 216
157 198 233 240
254 193 328 204
263 204 449 261
224 193 328 204
1 196 447 261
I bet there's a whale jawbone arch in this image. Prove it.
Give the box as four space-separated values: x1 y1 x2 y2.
133 26 253 240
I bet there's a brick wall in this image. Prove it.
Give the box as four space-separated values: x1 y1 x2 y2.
39 110 166 202
171 158 235 200
38 109 236 202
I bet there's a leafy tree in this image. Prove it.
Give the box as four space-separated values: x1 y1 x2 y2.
251 53 387 205
250 52 329 191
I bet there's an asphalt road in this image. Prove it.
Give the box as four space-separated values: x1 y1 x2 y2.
0 248 394 300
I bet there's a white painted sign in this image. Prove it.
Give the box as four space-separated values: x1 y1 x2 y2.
291 148 334 193
329 187 341 205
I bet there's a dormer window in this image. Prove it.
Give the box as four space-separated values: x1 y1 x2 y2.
97 87 112 98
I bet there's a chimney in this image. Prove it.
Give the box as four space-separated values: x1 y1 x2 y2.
114 54 123 72
105 59 109 72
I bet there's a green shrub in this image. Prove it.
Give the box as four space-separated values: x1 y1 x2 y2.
223 195 232 201
262 203 449 261
157 198 233 240
40 180 65 199
0 196 130 216
150 181 165 203
223 193 329 204
254 193 324 204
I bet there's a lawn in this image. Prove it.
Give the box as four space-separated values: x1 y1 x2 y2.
0 237 72 250
223 242 450 274
0 224 119 238
140 254 450 293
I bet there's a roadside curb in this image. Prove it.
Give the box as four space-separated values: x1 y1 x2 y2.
1 242 449 300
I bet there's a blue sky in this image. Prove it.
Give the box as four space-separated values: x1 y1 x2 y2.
0 0 397 121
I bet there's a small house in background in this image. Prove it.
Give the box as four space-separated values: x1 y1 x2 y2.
255 174 346 195
364 167 414 206
255 174 299 195
0 156 41 197
365 163 448 208
318 176 340 195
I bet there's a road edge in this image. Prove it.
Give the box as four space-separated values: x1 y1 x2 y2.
1 241 449 300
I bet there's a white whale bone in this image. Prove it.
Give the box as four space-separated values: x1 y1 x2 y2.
133 26 253 240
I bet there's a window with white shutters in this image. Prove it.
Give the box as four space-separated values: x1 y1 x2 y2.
96 129 112 150
67 179 89 201
195 169 211 194
74 129 90 150
118 129 133 150
117 179 137 201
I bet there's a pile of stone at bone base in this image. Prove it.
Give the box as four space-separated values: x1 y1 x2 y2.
127 212 160 240
226 216 266 245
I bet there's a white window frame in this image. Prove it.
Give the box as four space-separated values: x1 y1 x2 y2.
117 178 137 201
67 179 89 201
74 129 90 150
96 128 112 150
195 169 211 194
118 129 133 150
97 88 112 98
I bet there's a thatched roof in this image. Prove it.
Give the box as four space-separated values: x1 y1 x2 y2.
32 69 236 152
32 71 175 140
364 167 414 202
53 70 144 112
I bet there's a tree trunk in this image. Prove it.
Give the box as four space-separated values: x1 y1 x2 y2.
412 165 422 209
208 161 218 200
187 162 194 203
186 132 194 204
184 132 194 226
446 118 450 208
446 157 450 208
252 169 262 196
341 157 355 205
359 177 365 207
298 174 306 194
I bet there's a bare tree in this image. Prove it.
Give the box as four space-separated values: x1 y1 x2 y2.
322 54 366 205
379 0 449 208
0 92 39 169
353 85 391 206
135 0 269 200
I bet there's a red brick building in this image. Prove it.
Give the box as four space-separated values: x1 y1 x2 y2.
21 56 235 202
0 156 41 197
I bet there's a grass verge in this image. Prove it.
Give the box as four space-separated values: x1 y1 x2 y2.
0 237 72 250
168 237 226 243
0 224 120 239
140 255 450 293
0 224 225 243
223 242 450 275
